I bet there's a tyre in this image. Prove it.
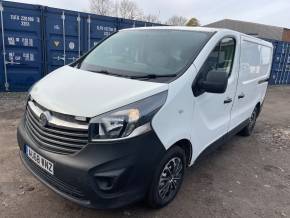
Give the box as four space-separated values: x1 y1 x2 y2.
239 107 259 136
147 146 186 208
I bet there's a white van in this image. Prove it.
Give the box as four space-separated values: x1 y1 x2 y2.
17 27 273 209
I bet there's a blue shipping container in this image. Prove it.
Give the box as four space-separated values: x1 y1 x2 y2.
266 39 290 85
0 1 43 91
85 14 118 50
0 0 162 91
2 1 289 91
43 7 87 73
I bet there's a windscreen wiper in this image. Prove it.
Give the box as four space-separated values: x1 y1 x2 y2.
91 70 127 78
130 74 177 79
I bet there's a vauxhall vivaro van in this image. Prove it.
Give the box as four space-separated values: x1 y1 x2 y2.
17 27 273 209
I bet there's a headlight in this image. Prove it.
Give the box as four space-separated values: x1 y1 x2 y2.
89 91 168 141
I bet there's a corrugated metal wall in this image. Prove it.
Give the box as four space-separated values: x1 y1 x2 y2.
0 1 43 91
1 2 289 91
267 39 290 85
0 1 162 92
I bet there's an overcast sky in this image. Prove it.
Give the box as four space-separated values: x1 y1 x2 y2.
7 0 290 28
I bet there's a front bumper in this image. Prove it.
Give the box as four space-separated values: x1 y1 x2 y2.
17 119 166 209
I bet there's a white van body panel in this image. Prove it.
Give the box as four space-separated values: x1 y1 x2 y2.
151 65 196 151
189 31 241 163
152 29 273 166
124 26 219 33
19 27 275 209
29 27 273 167
30 66 168 118
229 36 273 130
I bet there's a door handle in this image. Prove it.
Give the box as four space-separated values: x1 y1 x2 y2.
224 97 232 104
238 93 245 99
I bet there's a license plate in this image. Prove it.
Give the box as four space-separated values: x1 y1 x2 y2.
25 145 54 175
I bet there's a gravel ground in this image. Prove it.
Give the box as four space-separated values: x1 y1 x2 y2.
0 86 290 218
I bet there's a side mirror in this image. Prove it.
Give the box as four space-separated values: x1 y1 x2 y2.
198 70 228 94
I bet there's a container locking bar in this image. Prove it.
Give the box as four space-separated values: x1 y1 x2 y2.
0 2 9 91
61 11 66 65
77 14 81 58
87 15 91 50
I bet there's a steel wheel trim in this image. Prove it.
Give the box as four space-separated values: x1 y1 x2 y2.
158 157 183 201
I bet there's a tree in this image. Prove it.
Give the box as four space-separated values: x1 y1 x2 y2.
90 0 144 20
165 16 188 26
143 14 161 23
185 17 200 26
111 0 120 17
89 0 112 16
118 0 143 20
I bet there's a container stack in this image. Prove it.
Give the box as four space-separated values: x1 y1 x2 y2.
0 1 162 91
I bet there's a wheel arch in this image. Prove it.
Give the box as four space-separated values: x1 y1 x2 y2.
173 139 192 167
255 102 261 116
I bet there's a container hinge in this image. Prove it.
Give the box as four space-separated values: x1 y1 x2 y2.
67 57 77 61
53 56 65 61
4 82 9 90
5 60 21 65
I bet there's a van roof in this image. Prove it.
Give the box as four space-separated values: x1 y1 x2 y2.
122 26 273 47
121 26 220 33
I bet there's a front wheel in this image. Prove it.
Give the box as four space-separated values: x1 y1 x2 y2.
239 107 259 136
147 146 186 208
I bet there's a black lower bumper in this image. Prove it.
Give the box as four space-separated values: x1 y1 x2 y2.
17 120 166 209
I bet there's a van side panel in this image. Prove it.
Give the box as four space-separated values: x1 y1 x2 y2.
152 32 273 166
229 36 273 130
257 45 273 103
151 65 196 151
188 32 241 164
153 31 242 166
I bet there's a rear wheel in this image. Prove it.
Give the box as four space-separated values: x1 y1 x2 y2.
147 146 186 208
239 107 258 136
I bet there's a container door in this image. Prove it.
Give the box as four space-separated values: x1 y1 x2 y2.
134 20 148 28
285 45 290 85
117 18 136 30
273 41 290 85
0 2 4 91
85 14 117 51
0 1 42 91
44 8 84 73
279 42 290 85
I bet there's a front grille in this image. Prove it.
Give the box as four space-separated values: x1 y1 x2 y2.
25 101 89 155
23 153 86 200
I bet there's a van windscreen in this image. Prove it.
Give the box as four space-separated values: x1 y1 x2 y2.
76 29 213 81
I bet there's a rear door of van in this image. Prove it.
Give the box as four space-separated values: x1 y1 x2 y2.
229 36 273 130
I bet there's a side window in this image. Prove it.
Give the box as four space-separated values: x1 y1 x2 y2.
200 37 236 76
